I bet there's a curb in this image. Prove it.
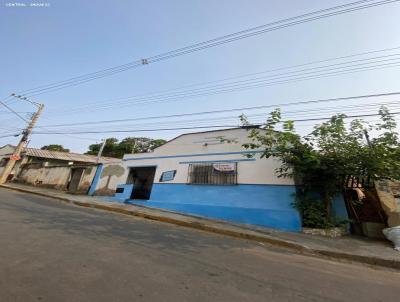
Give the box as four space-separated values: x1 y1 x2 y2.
2 184 399 270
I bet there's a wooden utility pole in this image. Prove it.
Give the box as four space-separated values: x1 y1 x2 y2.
0 103 44 184
96 139 107 164
364 129 372 147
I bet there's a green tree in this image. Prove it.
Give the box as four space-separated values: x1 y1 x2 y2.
86 138 119 157
241 106 400 227
40 144 70 152
85 137 166 158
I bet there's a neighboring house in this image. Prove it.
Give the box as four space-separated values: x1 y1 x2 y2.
92 127 302 231
0 144 18 179
0 145 119 194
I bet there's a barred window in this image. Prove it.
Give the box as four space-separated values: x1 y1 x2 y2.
188 163 237 185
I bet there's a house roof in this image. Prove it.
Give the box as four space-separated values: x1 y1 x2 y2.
0 144 17 149
0 144 17 152
154 126 261 150
1 144 119 164
23 148 118 164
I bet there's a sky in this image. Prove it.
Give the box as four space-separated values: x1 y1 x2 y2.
1 0 400 153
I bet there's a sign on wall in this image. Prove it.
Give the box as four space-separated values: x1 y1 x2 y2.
160 170 176 182
213 163 235 172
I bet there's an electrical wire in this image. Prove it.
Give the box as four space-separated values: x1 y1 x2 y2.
42 45 400 115
32 111 400 135
37 101 400 133
0 133 20 139
41 106 400 133
38 92 400 128
43 56 400 118
0 100 29 123
13 0 398 97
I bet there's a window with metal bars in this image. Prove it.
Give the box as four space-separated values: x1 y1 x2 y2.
187 163 237 185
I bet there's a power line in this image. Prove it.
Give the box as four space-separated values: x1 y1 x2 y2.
39 92 400 128
27 1 399 97
0 100 29 123
149 0 389 59
32 111 400 135
43 46 400 115
0 111 31 115
42 109 400 134
39 97 400 133
17 99 396 135
41 106 400 133
0 133 20 139
43 54 400 117
13 0 399 97
7 96 394 136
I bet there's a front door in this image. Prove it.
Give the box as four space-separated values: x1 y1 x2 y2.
68 168 85 192
127 167 156 200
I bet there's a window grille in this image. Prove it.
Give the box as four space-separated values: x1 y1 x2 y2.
188 163 237 185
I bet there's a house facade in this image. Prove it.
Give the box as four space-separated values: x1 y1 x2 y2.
0 145 118 194
0 144 18 179
92 127 302 231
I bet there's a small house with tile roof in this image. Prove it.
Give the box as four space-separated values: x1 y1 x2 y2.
0 144 119 193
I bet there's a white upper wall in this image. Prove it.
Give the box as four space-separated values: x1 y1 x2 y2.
121 128 294 186
154 128 250 155
123 128 259 159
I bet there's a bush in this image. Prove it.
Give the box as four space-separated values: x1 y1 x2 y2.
293 197 349 229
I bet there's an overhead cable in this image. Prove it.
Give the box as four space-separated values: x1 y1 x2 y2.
14 0 398 97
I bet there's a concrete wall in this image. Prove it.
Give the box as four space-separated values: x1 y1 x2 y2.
79 166 98 193
17 164 97 193
18 165 71 190
122 128 294 186
128 184 300 232
93 128 293 195
105 129 301 232
93 163 127 196
0 145 16 176
123 155 292 186
376 180 400 227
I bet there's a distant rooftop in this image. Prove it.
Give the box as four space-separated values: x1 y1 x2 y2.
23 148 119 164
0 144 118 164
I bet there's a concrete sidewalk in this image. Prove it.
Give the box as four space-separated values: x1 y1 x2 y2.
1 182 399 270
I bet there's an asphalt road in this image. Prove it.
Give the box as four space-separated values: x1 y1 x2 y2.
1 188 399 302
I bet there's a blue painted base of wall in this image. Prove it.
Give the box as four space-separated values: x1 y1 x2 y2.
112 184 134 201
88 165 103 196
332 194 348 218
122 183 301 232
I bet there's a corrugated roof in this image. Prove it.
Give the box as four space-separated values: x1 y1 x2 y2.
23 148 119 164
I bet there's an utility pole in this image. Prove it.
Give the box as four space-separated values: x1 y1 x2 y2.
96 139 107 164
364 129 372 147
0 96 44 184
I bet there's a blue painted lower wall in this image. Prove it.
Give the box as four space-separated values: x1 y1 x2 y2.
113 184 134 200
121 183 301 232
88 165 103 196
332 194 348 218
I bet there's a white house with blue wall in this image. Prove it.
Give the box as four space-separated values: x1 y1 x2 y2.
92 127 303 232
